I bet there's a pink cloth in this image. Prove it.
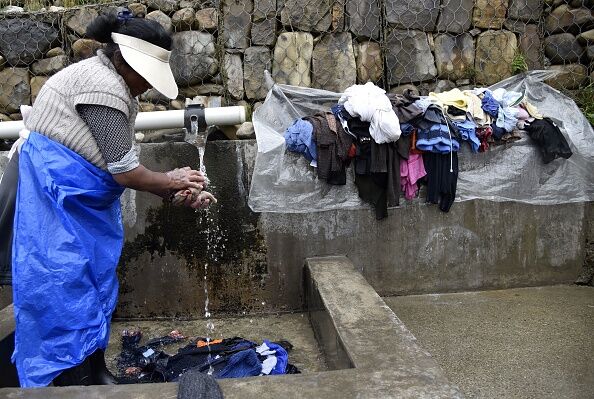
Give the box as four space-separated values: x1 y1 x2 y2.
517 105 530 121
400 153 426 200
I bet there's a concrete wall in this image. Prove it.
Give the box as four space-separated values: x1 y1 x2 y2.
1 142 591 318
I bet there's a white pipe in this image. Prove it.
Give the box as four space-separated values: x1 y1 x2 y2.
0 106 247 139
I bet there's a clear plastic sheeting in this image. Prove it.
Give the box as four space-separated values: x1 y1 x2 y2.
248 72 594 213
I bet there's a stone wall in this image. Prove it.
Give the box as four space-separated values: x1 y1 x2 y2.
0 0 594 124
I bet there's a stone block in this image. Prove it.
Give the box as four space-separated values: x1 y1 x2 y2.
251 18 276 46
31 55 68 75
0 68 30 114
170 31 218 86
346 0 380 40
473 0 509 29
545 64 588 89
545 33 584 63
280 0 332 32
72 38 102 59
66 7 98 36
146 0 178 13
385 29 437 84
224 52 244 100
0 19 59 66
272 32 313 87
507 0 543 22
171 8 195 31
434 33 475 81
146 10 173 34
355 42 383 84
385 0 440 31
196 8 218 31
223 0 253 49
244 46 272 100
436 0 473 34
545 5 594 34
475 30 517 85
312 32 357 92
30 75 48 104
520 24 543 69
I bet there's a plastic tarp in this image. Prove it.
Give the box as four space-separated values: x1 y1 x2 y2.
12 132 124 387
248 72 594 213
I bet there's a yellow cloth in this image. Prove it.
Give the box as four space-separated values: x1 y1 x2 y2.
522 100 543 119
429 88 468 110
463 90 492 126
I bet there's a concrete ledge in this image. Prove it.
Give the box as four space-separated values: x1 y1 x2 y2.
0 369 462 399
305 256 463 397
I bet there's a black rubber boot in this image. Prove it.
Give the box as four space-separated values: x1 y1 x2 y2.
90 349 118 385
52 356 94 386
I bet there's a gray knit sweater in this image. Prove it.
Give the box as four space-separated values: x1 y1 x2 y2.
25 50 139 170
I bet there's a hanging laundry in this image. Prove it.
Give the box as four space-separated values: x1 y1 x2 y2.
492 88 522 132
284 119 317 166
452 119 480 153
491 124 507 141
521 100 543 119
346 113 401 220
400 153 426 200
338 82 402 144
516 105 531 121
387 91 423 123
445 105 467 121
479 90 500 118
476 126 494 152
429 88 468 109
303 111 353 185
423 152 459 213
524 118 573 164
463 90 492 126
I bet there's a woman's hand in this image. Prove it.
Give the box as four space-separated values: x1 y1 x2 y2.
170 187 217 209
190 191 217 209
166 167 206 191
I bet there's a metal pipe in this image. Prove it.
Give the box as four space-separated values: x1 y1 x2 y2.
0 106 247 139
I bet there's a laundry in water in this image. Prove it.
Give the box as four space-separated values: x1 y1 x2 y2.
116 331 300 384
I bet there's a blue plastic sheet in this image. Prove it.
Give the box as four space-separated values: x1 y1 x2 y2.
11 132 124 387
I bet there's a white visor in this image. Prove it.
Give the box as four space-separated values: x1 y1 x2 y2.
112 32 178 99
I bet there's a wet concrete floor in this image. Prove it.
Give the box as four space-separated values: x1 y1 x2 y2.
106 312 327 378
384 285 594 399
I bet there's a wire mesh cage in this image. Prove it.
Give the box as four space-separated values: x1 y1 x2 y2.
0 0 593 124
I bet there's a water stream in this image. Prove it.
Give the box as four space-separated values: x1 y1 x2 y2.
197 139 215 374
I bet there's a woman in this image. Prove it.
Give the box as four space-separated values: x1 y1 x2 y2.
4 11 215 387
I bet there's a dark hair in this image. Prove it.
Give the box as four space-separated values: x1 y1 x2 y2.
86 11 172 58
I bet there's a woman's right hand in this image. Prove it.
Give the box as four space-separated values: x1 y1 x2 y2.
166 167 206 191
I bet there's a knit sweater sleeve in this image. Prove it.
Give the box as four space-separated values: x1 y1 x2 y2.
76 104 139 174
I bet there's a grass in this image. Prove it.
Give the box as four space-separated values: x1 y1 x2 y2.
574 82 594 126
511 52 528 75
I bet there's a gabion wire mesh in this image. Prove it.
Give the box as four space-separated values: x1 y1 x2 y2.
0 0 593 123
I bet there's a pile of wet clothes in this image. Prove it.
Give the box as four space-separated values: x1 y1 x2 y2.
284 83 572 218
116 329 300 384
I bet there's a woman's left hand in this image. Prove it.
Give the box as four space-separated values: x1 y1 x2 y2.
189 191 217 209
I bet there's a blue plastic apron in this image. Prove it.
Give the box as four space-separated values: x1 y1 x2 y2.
11 132 125 387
